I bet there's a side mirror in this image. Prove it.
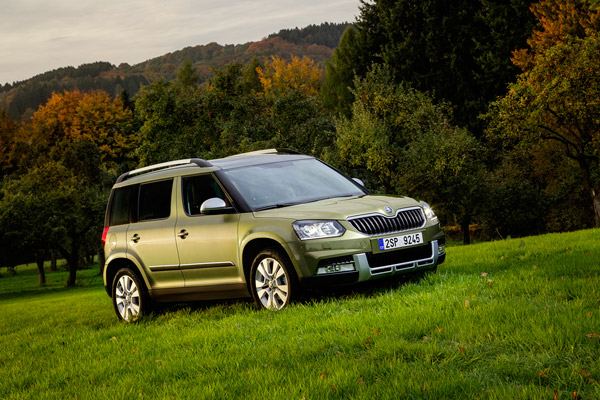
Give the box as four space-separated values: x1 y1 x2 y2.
352 177 366 187
200 198 232 214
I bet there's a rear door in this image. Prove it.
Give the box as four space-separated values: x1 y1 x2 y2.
127 179 184 289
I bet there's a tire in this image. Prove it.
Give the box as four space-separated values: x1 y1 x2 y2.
112 267 151 321
250 249 297 310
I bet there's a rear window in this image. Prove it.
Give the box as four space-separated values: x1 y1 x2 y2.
109 185 136 226
138 179 173 221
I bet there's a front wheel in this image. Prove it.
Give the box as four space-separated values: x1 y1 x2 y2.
112 267 150 321
250 249 297 310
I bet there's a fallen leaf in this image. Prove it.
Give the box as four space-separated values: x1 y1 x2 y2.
330 385 337 391
566 247 570 252
372 329 380 335
436 325 442 334
464 300 470 308
319 371 327 379
554 390 558 400
577 370 590 377
457 345 465 354
586 332 600 338
365 336 372 346
539 370 549 379
588 312 592 318
486 280 493 286
358 377 364 384
532 265 537 269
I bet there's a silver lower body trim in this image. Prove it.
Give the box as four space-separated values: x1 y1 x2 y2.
353 240 442 282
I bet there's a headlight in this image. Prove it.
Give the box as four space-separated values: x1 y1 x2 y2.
292 220 345 240
422 202 439 223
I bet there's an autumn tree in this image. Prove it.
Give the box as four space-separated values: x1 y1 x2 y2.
0 110 19 176
256 56 322 98
30 90 136 172
512 0 600 71
488 33 600 226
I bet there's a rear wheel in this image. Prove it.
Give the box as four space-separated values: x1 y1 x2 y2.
112 267 150 321
250 249 297 310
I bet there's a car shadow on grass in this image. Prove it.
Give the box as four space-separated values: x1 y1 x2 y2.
143 271 433 319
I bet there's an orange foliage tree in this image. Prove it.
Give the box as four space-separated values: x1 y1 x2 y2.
31 90 135 170
512 0 600 71
256 56 322 97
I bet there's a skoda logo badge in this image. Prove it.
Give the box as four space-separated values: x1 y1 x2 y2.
384 206 393 215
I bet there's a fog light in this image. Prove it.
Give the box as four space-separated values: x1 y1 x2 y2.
439 244 445 254
316 262 355 275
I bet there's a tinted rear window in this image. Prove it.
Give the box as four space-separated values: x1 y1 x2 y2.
109 185 136 226
138 179 173 221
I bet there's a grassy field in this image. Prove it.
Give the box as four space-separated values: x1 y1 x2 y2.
1 229 599 399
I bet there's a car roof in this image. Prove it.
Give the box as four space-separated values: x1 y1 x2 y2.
113 151 314 188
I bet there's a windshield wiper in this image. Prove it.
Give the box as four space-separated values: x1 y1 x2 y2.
254 203 298 211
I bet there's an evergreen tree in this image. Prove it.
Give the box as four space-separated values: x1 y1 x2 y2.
176 59 200 88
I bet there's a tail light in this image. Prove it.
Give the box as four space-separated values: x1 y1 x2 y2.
102 227 109 247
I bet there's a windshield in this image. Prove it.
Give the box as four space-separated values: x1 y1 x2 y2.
222 159 367 211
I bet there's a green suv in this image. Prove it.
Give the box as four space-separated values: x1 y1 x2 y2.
102 149 445 320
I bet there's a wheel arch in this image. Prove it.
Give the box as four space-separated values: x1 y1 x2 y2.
103 256 149 297
241 237 297 289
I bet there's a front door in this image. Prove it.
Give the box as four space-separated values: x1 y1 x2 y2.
175 174 241 288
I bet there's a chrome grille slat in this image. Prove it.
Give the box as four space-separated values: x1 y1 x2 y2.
348 208 426 236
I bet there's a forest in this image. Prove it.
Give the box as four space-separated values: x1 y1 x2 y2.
0 0 598 287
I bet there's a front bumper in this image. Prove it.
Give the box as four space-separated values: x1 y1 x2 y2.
300 239 445 288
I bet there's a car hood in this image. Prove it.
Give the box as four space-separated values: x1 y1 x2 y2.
252 195 422 220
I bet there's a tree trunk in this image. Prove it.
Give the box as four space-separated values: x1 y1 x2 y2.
35 251 47 286
49 250 57 272
65 243 80 287
461 215 471 245
577 157 600 227
98 240 106 276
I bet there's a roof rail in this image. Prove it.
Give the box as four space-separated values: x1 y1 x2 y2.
116 158 213 183
226 148 301 158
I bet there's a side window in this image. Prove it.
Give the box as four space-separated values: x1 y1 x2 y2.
138 179 173 221
182 174 229 216
109 185 136 226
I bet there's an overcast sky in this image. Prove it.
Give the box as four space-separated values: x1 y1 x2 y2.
0 0 359 85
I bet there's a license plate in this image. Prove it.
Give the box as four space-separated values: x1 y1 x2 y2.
378 232 423 251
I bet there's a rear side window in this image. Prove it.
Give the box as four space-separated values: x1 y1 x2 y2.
182 174 229 216
139 179 173 221
109 185 136 226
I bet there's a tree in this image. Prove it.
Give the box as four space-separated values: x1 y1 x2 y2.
0 154 106 286
321 25 361 115
512 0 600 71
0 110 19 176
325 0 534 134
256 56 322 98
487 33 600 226
177 59 200 88
30 90 136 172
336 65 487 243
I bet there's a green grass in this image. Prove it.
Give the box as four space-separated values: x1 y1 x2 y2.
1 229 599 399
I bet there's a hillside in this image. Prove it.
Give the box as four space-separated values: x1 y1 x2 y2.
0 22 348 121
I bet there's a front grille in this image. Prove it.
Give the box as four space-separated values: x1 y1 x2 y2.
348 208 425 236
366 243 432 269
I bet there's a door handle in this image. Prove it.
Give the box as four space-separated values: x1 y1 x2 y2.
177 229 189 239
131 233 140 243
